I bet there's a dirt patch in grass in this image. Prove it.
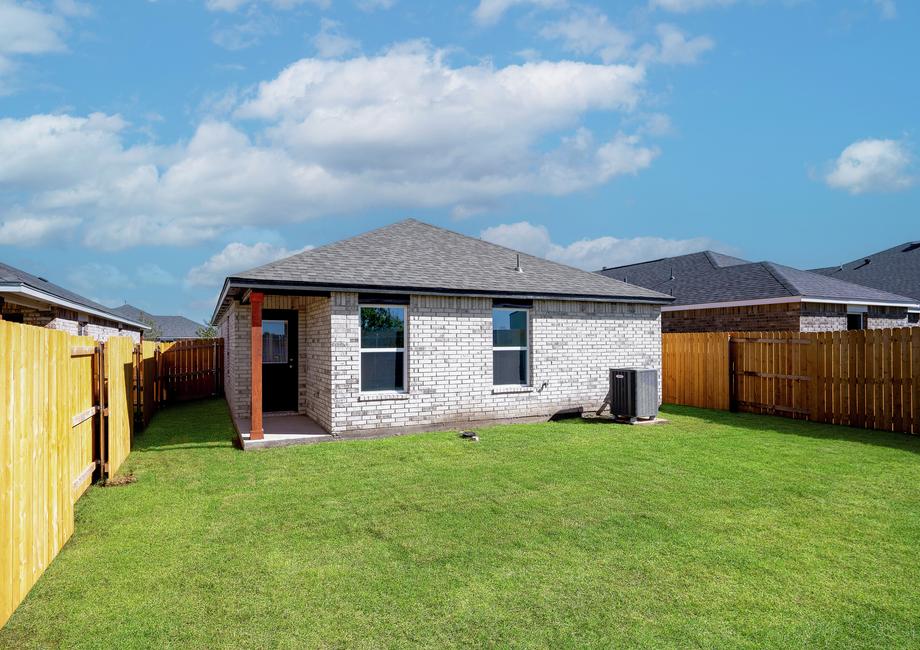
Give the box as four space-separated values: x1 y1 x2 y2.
99 474 137 487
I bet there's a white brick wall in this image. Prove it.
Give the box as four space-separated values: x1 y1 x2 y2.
220 291 662 434
329 292 662 434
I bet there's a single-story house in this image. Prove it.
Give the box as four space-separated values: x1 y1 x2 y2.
597 251 919 333
110 303 204 341
0 261 146 342
211 219 671 446
811 241 920 325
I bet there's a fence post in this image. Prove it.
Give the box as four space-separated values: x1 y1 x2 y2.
807 335 819 422
727 335 736 412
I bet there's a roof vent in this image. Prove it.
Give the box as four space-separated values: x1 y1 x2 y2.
514 254 523 273
37 276 49 282
903 242 920 252
854 258 871 269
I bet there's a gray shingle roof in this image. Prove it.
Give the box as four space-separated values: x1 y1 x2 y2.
110 304 202 340
598 251 917 307
811 242 920 302
0 261 147 329
213 219 672 322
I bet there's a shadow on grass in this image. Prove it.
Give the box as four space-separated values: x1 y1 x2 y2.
133 398 236 452
661 403 920 455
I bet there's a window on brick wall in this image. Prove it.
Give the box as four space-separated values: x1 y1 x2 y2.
360 305 407 392
493 307 529 386
909 312 920 324
846 313 866 330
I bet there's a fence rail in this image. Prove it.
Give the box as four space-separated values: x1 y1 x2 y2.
662 328 920 435
1 322 224 628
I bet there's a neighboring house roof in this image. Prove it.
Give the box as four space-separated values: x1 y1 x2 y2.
598 251 918 309
0 261 147 330
110 304 202 340
213 219 673 322
811 241 920 303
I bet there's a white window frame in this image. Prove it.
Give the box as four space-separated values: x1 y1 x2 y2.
262 319 289 364
359 304 408 393
492 307 530 387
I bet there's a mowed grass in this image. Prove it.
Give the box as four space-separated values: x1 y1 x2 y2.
3 400 920 648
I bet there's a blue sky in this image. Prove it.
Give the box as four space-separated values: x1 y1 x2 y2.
0 0 916 323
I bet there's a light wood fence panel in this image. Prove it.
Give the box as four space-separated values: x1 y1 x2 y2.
105 336 135 479
69 336 97 501
0 322 76 628
663 327 918 435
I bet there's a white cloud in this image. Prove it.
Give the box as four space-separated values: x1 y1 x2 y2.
1 43 660 250
211 13 278 50
649 0 736 11
0 1 67 56
185 241 313 287
0 214 80 246
824 138 914 194
473 0 564 26
481 221 727 271
137 263 176 285
311 18 360 58
540 9 634 63
650 24 713 64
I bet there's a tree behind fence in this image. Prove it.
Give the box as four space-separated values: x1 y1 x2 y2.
662 328 920 435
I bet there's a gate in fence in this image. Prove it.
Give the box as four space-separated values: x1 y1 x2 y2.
663 328 919 435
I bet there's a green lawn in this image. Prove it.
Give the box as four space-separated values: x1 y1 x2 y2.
3 400 920 648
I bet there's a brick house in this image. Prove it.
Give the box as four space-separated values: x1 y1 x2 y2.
811 241 920 326
0 261 146 342
110 303 203 341
597 251 918 334
212 219 671 447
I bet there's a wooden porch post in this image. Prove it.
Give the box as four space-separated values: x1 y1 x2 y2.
250 291 264 440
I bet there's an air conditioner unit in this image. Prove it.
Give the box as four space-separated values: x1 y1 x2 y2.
609 368 658 422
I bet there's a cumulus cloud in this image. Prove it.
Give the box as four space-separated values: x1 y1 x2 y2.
185 241 313 287
0 43 662 249
824 138 914 194
0 214 80 246
311 18 360 58
137 263 176 285
480 221 726 271
69 262 135 294
0 0 83 90
650 24 713 64
540 9 634 63
473 0 564 26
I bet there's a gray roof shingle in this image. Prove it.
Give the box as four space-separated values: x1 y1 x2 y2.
213 219 672 321
0 261 147 329
811 242 920 302
598 251 918 307
110 304 202 340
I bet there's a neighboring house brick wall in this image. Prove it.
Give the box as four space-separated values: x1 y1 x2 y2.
800 303 910 331
329 292 661 434
1 302 140 342
662 303 801 333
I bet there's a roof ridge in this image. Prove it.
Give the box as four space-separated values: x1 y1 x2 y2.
759 261 800 296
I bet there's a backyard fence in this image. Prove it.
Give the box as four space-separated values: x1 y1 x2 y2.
0 320 224 628
662 328 920 435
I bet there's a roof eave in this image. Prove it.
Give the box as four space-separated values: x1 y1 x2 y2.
211 276 674 322
0 283 150 330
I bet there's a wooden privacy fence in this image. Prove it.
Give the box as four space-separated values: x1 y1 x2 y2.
133 338 224 429
662 328 920 435
1 322 224 628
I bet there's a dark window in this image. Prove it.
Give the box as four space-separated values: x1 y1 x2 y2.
262 320 288 363
493 308 528 385
909 312 919 324
360 306 406 391
2 313 24 323
846 313 865 330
